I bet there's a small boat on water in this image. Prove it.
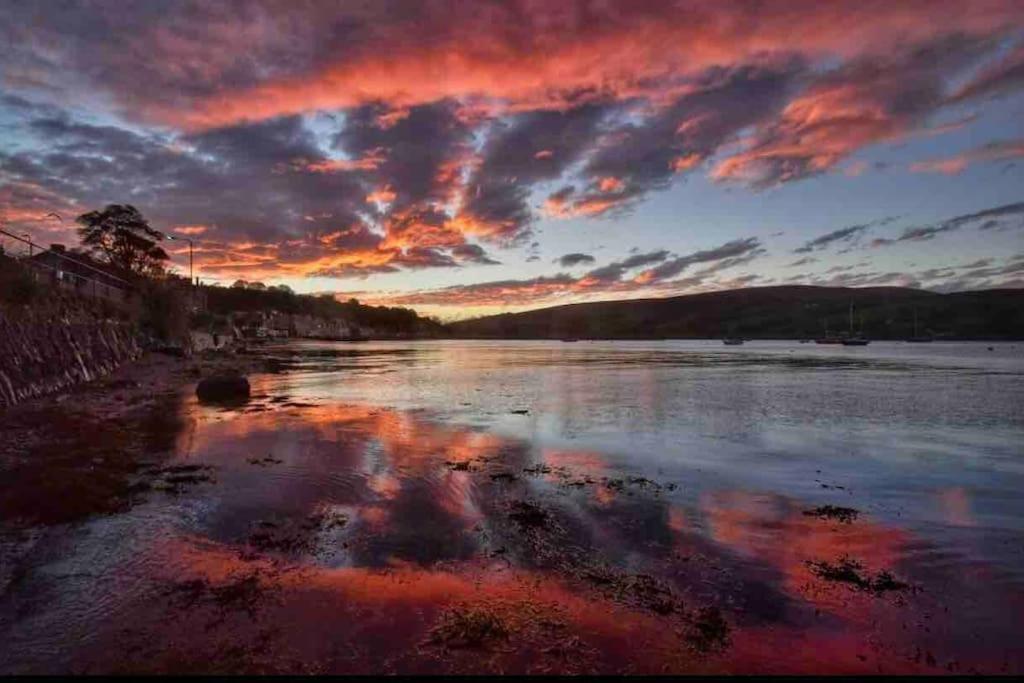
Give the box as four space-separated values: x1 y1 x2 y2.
722 338 744 345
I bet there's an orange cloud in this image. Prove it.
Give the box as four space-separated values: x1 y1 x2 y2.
145 2 1021 130
711 79 907 186
544 194 622 219
910 139 1024 175
670 153 702 173
5 0 1024 302
174 224 210 235
298 151 385 173
909 158 969 175
365 187 397 204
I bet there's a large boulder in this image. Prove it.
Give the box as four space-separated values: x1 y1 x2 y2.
196 373 250 403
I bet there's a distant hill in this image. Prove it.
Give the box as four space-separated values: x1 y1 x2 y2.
449 286 1024 340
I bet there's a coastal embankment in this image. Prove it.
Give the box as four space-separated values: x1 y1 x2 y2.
0 305 141 409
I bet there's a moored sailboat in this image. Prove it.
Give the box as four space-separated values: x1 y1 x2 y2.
841 302 870 346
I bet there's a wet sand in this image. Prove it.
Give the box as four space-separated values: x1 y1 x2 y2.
1 341 1022 674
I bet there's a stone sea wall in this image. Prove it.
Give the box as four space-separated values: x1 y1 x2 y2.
0 307 141 408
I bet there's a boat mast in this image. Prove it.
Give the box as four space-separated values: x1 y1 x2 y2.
849 302 854 336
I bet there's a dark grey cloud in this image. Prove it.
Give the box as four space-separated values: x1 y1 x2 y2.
785 251 1024 293
694 250 766 276
1 112 370 245
636 238 764 284
459 103 615 240
556 252 596 267
583 249 670 282
872 201 1024 246
794 223 874 253
0 1 377 119
969 201 1024 228
726 273 761 286
451 243 500 265
392 246 459 269
563 64 799 215
334 99 471 213
949 44 1024 103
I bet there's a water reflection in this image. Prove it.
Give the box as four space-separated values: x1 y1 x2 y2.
150 395 1024 672
2 341 1024 674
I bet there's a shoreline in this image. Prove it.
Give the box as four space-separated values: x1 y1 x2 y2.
0 347 271 526
2 339 1022 674
0 345 278 598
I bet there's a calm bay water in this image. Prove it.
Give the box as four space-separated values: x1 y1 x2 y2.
2 340 1023 674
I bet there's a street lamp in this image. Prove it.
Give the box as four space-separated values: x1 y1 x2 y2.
160 232 194 285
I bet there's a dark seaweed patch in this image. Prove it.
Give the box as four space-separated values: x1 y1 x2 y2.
580 565 681 615
247 454 284 466
686 606 731 653
163 572 268 622
508 500 549 529
427 606 510 649
807 557 912 594
246 510 348 555
145 463 217 494
803 505 859 523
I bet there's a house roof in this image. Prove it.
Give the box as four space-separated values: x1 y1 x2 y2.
29 249 131 289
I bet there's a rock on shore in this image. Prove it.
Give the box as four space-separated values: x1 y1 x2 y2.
196 373 250 403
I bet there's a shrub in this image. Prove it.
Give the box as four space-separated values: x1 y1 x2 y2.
0 260 41 306
139 280 189 344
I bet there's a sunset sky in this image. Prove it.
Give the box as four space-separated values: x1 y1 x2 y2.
1 0 1023 319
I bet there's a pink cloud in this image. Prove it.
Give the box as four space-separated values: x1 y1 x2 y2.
910 139 1024 175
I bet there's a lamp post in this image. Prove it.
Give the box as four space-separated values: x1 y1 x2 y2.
161 233 194 285
159 231 199 314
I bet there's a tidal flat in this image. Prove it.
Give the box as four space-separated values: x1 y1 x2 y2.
1 340 1023 674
